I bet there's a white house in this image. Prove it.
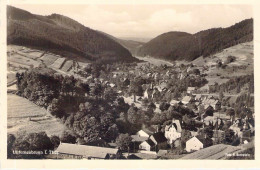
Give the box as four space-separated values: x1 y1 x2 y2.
186 136 203 152
139 140 155 151
164 119 182 144
165 125 181 144
187 87 196 94
182 96 192 105
170 99 179 106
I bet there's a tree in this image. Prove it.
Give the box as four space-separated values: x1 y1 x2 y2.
180 130 191 149
115 133 132 152
224 129 235 144
47 98 67 118
50 135 60 149
226 55 236 64
60 131 76 144
129 80 143 102
219 90 224 101
148 102 156 111
199 126 214 138
104 88 118 103
142 98 149 108
159 102 170 112
13 132 54 159
104 124 119 142
226 108 235 120
7 134 16 158
127 105 141 127
205 106 214 116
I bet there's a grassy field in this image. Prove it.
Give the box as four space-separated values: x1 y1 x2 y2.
61 60 73 72
50 57 66 69
135 56 173 67
8 94 67 136
40 53 59 66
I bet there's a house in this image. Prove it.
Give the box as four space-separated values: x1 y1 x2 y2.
170 99 181 106
186 136 213 153
164 120 182 144
55 143 120 159
187 87 196 94
139 139 155 151
182 96 192 105
186 136 203 152
143 88 153 99
150 132 168 151
195 94 202 101
157 82 168 92
129 152 158 159
151 88 161 100
89 83 96 88
131 135 149 151
202 98 221 110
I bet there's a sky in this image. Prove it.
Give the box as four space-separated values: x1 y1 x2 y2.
10 4 253 40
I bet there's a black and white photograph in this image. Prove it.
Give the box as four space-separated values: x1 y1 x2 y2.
5 1 256 161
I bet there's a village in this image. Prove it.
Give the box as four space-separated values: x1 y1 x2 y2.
44 53 254 159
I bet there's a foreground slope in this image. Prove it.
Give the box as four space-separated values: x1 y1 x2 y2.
7 6 137 63
180 144 242 160
137 19 253 61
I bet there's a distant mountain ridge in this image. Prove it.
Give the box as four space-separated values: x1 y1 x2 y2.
7 6 137 63
137 18 253 61
98 31 144 56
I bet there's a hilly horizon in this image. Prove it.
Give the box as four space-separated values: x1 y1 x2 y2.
7 6 138 63
98 31 145 56
137 18 253 61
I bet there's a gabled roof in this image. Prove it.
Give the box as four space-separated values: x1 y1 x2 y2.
182 96 192 103
195 135 213 147
172 119 182 132
195 94 202 99
56 143 118 158
131 135 149 142
170 99 179 105
151 132 167 143
146 139 156 147
187 87 196 91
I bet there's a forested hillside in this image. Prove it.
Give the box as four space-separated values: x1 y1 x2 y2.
137 18 253 61
7 6 137 63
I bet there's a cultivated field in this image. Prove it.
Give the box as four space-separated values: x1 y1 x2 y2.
50 57 66 69
61 60 73 72
8 94 67 136
40 53 59 66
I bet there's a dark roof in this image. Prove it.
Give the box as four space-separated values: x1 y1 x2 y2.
146 139 156 147
127 154 142 159
151 132 167 143
195 135 213 147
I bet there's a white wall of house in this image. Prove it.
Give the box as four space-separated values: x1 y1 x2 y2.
186 137 203 152
165 126 181 144
139 141 151 151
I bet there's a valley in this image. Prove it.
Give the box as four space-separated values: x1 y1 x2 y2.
6 5 254 160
